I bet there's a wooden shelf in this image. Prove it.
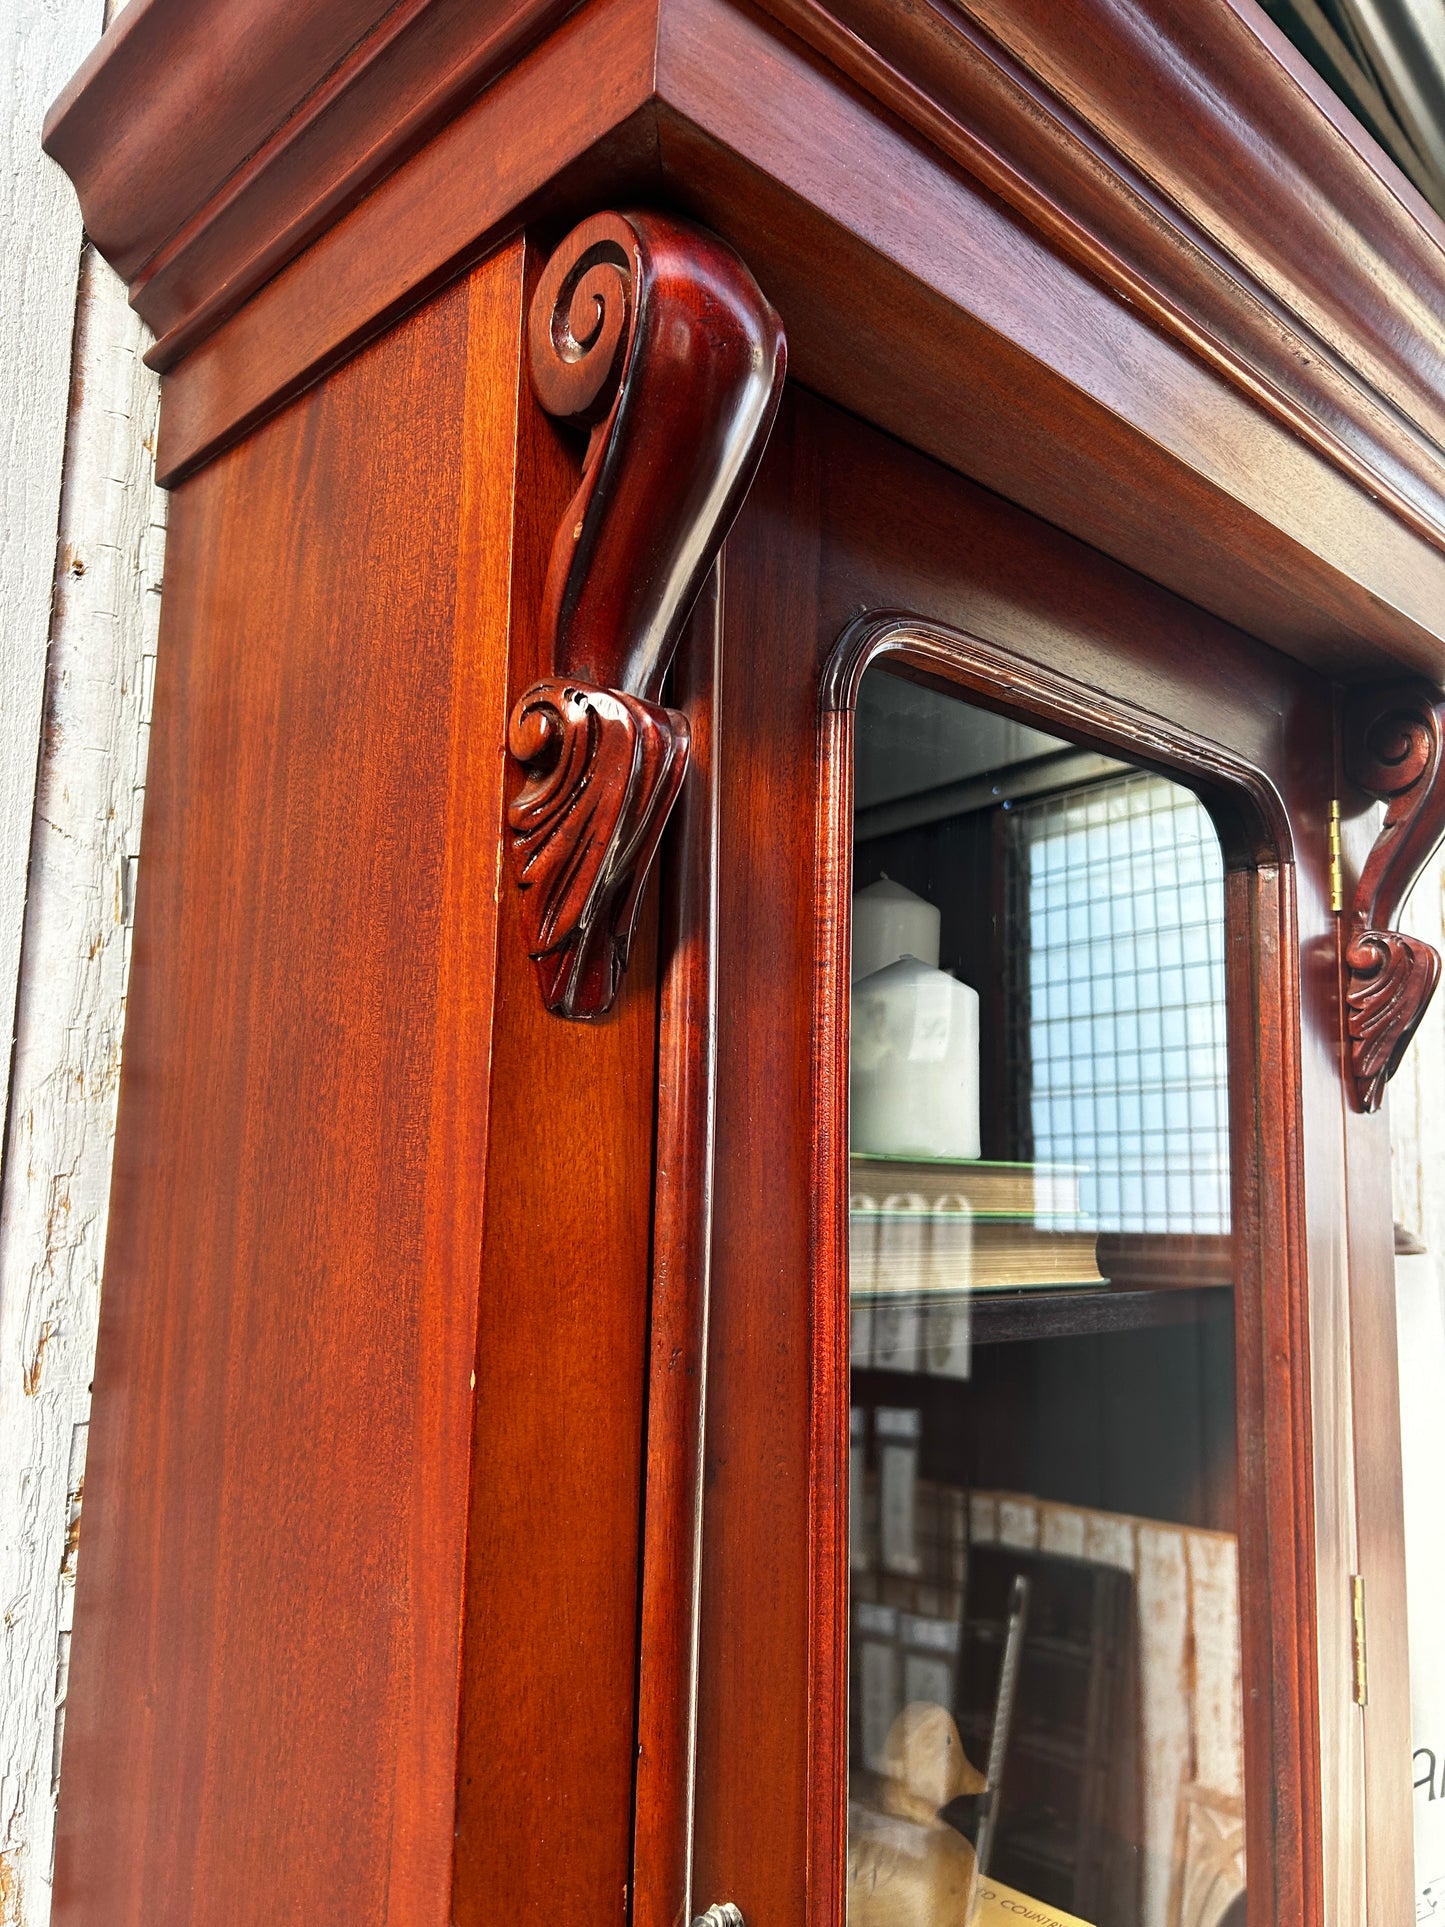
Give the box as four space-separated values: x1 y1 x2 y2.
1096 1232 1231 1289
853 1282 1231 1358
971 1282 1230 1344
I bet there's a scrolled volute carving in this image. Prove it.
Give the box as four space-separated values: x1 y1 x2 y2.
508 210 786 1018
1343 682 1445 1110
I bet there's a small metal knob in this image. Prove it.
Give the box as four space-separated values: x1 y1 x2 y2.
692 1905 745 1927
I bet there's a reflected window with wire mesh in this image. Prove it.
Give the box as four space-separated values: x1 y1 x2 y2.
849 672 1244 1927
1004 771 1229 1235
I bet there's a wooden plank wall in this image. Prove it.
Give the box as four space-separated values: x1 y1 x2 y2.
1 0 94 1109
0 3 165 1921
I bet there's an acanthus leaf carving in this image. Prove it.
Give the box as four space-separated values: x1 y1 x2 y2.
1344 928 1440 1113
508 209 786 1019
508 680 689 1021
1343 681 1445 1111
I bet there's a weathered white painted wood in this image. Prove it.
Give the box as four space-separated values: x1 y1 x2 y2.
1390 846 1445 1922
0 0 107 1173
1391 845 1445 1259
0 239 163 1923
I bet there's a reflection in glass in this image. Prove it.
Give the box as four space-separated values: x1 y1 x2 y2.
847 670 1244 1927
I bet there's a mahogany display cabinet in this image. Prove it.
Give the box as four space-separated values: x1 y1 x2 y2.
42 0 1445 1921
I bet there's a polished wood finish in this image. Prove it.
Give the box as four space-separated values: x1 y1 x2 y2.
509 211 783 1016
632 577 721 1927
694 391 1351 1927
1343 683 1445 1109
40 0 1430 1917
54 239 662 1927
448 248 662 1927
47 0 576 365
42 0 1445 684
509 682 688 1016
525 213 783 701
53 257 518 1924
46 0 1445 491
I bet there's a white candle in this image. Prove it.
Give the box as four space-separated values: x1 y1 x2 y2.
850 955 981 1159
852 876 941 980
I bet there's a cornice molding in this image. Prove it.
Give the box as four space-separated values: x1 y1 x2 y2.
955 0 1445 458
43 0 586 369
755 0 1445 553
42 0 1445 675
45 0 1445 462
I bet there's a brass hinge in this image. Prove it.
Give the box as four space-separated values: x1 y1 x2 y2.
1329 799 1344 915
1351 1573 1369 1705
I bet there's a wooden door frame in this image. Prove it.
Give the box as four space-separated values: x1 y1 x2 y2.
689 388 1377 1927
815 616 1317 1924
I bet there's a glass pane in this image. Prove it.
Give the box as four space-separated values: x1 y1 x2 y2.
847 668 1244 1927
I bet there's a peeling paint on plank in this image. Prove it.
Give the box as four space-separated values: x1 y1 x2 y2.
0 1850 22 1926
22 1323 54 1399
0 227 164 1927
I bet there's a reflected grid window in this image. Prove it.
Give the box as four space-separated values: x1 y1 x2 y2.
848 670 1243 1927
1005 773 1229 1235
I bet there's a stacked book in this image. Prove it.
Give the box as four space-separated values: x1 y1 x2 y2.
850 1155 1102 1377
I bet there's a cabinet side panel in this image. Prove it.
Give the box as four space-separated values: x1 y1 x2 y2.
53 247 526 1926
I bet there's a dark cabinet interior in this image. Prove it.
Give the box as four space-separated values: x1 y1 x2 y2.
955 1545 1140 1926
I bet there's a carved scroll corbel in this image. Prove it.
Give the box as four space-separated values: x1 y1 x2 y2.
508 210 786 1018
1343 682 1445 1111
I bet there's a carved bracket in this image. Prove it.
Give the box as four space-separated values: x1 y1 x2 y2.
1343 681 1445 1111
508 210 786 1018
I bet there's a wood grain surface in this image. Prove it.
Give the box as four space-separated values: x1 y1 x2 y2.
144 0 660 487
52 243 538 1927
650 0 1445 677
123 0 576 367
34 0 1428 1899
449 243 661 1927
45 0 461 278
130 0 1445 686
631 576 721 1927
46 0 1445 466
49 293 1410 1927
692 389 1358 1927
41 0 1445 685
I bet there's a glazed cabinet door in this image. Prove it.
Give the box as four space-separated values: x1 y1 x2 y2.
679 390 1409 1927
